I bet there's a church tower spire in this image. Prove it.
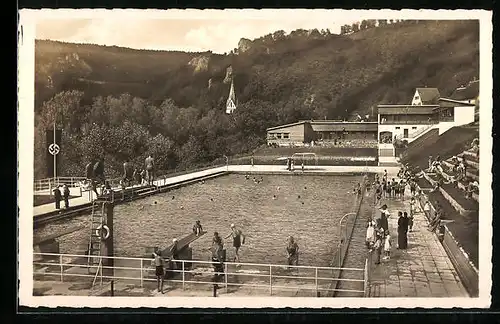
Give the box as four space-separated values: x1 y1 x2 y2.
226 79 237 114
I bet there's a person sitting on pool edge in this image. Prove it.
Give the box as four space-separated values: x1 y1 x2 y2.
286 236 299 267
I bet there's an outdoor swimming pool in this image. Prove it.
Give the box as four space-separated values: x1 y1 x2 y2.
35 173 363 267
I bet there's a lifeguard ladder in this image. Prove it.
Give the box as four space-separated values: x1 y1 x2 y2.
87 191 114 275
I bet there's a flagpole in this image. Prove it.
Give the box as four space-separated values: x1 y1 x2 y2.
53 119 57 181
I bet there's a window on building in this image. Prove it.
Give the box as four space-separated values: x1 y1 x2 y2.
277 133 282 139
395 127 400 130
412 127 417 130
283 133 289 139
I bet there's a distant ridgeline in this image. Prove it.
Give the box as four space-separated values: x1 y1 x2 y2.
33 20 479 179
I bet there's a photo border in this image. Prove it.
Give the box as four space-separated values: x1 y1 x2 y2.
17 8 494 309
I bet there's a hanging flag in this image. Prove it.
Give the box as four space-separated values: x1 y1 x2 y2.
46 129 62 178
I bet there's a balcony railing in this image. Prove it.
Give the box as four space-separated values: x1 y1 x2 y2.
395 124 435 140
379 120 438 125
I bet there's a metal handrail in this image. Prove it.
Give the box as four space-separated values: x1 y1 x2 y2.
33 252 367 296
394 124 435 141
337 212 357 267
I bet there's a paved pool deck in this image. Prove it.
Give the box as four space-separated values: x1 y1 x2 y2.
33 279 318 298
32 165 399 217
368 172 469 297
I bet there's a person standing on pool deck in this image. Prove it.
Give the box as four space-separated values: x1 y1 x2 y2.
377 204 390 233
145 155 155 186
225 224 245 263
53 186 62 210
123 159 133 187
62 184 70 208
286 236 299 266
152 249 165 293
211 232 225 287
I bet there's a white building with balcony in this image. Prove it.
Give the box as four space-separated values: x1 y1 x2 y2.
376 86 476 166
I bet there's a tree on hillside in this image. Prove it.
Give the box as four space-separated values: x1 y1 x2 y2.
366 20 377 28
273 30 286 40
340 24 352 34
309 29 322 38
33 21 480 177
378 19 388 26
360 20 368 30
352 22 360 32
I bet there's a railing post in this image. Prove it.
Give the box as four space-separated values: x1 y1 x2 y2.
59 254 64 282
100 259 103 286
140 259 143 288
182 261 185 290
315 268 318 297
224 263 228 293
269 265 273 296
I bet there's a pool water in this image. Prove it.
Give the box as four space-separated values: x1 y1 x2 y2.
35 174 363 267
113 174 362 267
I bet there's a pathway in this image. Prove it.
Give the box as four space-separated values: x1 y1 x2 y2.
368 185 468 297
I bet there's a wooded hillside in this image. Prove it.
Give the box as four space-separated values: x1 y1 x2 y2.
34 20 479 178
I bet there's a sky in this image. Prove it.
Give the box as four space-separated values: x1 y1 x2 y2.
35 10 359 53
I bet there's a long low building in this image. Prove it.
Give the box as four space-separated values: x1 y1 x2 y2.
266 120 378 147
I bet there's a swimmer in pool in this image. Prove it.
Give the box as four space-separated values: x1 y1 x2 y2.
225 224 245 263
286 236 299 267
193 220 203 236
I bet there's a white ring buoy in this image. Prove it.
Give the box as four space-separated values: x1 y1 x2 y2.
96 224 110 240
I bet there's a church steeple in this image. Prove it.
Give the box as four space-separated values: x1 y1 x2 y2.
226 79 237 114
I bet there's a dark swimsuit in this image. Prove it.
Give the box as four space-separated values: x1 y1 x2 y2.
233 234 241 248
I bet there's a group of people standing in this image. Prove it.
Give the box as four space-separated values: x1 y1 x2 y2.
52 184 71 209
366 205 415 264
122 155 156 187
150 222 247 293
84 157 108 197
366 167 423 265
82 155 156 198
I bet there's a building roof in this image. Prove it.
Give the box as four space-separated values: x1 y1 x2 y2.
267 121 306 131
226 79 236 107
266 121 378 132
378 105 438 115
415 88 441 104
439 98 476 107
311 122 378 132
450 80 479 101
